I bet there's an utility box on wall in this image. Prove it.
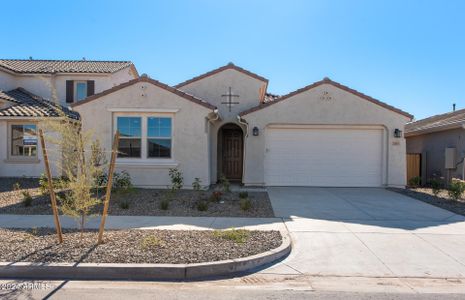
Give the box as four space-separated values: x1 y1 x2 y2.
445 147 456 169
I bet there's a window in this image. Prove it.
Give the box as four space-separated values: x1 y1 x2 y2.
147 117 172 158
75 81 87 101
117 117 141 158
11 124 38 157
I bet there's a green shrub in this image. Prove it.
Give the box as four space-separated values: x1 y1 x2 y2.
209 191 222 203
408 176 421 187
39 173 49 195
448 179 465 200
219 174 230 193
113 171 133 193
239 191 248 199
239 198 252 211
160 199 169 210
192 177 202 192
169 167 183 192
197 200 208 211
212 228 250 244
12 182 21 191
140 235 164 251
429 178 442 196
22 190 33 207
119 200 130 209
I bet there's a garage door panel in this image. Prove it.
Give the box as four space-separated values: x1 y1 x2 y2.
264 127 383 187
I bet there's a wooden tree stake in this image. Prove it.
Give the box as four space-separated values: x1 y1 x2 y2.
97 131 120 244
39 129 63 243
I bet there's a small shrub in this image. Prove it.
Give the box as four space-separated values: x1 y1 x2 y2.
140 235 164 251
39 173 49 195
408 176 421 187
429 178 442 196
219 174 230 193
239 191 248 199
12 182 21 191
119 200 130 209
448 178 465 200
212 228 250 244
22 190 33 207
197 200 208 211
169 167 183 192
160 199 169 210
113 171 133 193
192 177 202 192
209 191 222 203
239 198 252 211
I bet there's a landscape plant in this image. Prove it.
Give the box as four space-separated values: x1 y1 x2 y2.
408 176 421 187
239 191 248 199
448 178 465 201
22 190 33 207
219 174 231 193
212 228 250 244
429 178 442 196
239 198 252 211
209 191 222 203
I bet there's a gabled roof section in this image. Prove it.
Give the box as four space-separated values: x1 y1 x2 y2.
405 109 465 136
0 59 135 74
0 88 79 119
240 77 413 119
174 62 269 88
71 76 216 110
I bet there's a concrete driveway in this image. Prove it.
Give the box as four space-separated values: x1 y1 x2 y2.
262 187 465 278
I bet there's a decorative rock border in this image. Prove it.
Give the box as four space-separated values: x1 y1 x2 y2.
0 232 291 281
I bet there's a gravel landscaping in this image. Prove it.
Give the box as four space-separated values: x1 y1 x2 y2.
0 228 282 264
0 178 274 217
388 187 465 216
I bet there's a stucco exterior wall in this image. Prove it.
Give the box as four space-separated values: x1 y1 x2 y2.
178 69 266 183
0 120 61 177
0 70 17 91
406 128 465 181
73 82 213 188
241 83 410 187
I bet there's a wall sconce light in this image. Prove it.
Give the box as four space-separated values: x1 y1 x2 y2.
252 126 259 136
394 128 402 138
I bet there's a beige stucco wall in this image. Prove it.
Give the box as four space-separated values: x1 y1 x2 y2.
178 69 265 183
73 81 214 188
0 70 17 91
0 119 61 177
241 83 411 187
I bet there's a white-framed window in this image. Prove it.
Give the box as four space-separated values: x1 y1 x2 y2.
75 81 87 101
10 124 38 158
115 114 173 160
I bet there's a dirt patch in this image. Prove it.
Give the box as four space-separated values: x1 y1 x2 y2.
0 228 282 264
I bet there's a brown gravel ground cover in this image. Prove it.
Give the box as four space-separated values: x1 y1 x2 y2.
0 178 275 217
388 187 465 216
0 228 282 264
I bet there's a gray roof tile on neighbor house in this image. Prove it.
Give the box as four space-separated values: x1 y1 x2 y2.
405 108 465 136
0 59 133 74
0 88 79 119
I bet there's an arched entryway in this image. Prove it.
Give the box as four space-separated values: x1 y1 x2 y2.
217 123 244 182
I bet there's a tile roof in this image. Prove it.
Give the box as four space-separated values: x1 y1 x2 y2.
71 75 216 110
405 108 465 136
174 62 269 88
0 88 79 119
240 77 413 119
0 59 133 74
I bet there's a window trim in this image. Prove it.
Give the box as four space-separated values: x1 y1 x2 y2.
74 80 88 101
113 113 175 163
5 121 40 164
116 116 142 159
147 117 172 159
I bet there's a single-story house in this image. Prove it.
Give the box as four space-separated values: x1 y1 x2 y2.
406 108 465 184
71 63 413 188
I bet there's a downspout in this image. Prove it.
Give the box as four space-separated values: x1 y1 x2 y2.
237 115 249 185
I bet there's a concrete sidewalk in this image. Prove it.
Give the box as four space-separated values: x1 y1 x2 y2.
0 214 285 232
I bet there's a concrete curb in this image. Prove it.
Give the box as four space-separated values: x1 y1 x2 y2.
0 232 291 281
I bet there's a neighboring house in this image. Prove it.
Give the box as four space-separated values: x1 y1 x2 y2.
0 59 138 177
72 63 412 188
406 109 465 184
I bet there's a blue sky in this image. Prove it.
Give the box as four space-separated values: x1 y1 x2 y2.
2 0 464 120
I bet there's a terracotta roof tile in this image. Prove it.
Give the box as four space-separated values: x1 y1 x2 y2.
405 109 465 136
0 88 79 119
0 59 133 74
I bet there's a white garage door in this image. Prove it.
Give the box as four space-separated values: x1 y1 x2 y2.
264 126 384 187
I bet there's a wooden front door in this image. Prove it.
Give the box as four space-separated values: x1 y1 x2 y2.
221 128 243 181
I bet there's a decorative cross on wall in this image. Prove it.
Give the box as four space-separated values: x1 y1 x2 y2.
221 87 240 112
